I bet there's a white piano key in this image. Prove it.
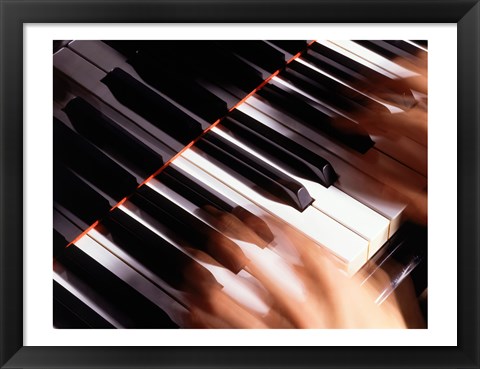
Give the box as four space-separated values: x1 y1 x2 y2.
170 157 305 266
330 40 419 79
244 95 427 193
236 103 408 236
316 40 398 79
54 47 185 152
68 40 213 131
73 235 188 326
233 238 306 302
273 72 427 176
182 147 369 275
196 262 271 316
54 265 124 328
87 228 188 305
211 126 390 257
118 202 270 316
293 58 404 114
405 40 428 53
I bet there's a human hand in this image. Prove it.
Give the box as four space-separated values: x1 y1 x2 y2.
184 212 423 329
356 52 428 225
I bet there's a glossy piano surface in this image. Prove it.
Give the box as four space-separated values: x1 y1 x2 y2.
53 40 428 328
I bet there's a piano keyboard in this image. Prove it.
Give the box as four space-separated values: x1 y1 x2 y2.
53 40 427 328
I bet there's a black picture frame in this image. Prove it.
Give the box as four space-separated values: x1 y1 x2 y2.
1 0 479 368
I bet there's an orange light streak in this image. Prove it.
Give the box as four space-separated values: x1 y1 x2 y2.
66 221 99 248
66 41 315 248
109 196 128 211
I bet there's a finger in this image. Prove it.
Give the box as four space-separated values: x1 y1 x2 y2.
187 306 233 329
262 307 296 328
280 226 344 285
245 259 328 328
231 206 275 246
379 74 427 96
192 211 249 272
205 205 268 248
202 236 248 273
180 248 224 293
191 287 270 329
359 108 427 147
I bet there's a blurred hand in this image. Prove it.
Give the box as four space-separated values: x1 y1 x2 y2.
184 213 425 329
356 53 428 225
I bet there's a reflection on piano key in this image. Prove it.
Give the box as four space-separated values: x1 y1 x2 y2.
62 97 165 179
54 117 139 201
134 185 249 274
257 81 375 153
182 147 369 275
244 95 427 194
54 163 112 226
53 40 427 328
53 213 185 328
226 109 337 185
117 202 271 316
214 40 287 73
212 125 390 257
201 131 313 211
160 166 274 245
330 40 419 79
101 68 203 145
236 103 408 236
54 46 187 152
354 40 426 66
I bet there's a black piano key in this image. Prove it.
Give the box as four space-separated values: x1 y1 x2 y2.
229 109 338 183
54 280 115 328
268 40 308 55
101 210 219 291
384 40 428 58
302 45 369 86
213 41 286 73
354 40 403 61
308 42 384 81
53 207 84 250
286 60 389 113
199 133 313 212
410 40 428 49
106 41 246 108
132 188 247 273
54 163 112 226
160 167 233 212
256 83 374 153
281 67 362 114
160 166 274 245
101 67 203 145
221 115 337 187
304 43 416 106
354 40 426 65
53 229 178 328
63 97 164 178
131 41 265 94
54 118 139 202
180 41 265 93
127 49 228 122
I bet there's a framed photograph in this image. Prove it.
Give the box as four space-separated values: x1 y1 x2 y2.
1 0 478 368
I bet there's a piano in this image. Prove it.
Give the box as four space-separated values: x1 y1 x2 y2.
52 40 428 328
